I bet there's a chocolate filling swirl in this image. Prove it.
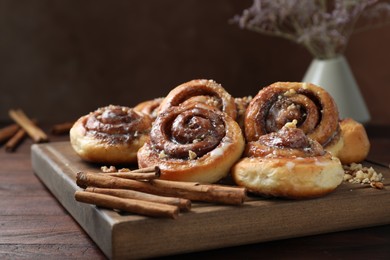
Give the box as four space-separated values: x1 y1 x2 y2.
245 82 339 146
150 103 226 159
84 105 151 144
246 126 325 158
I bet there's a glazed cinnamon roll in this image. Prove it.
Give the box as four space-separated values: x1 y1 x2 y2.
232 121 344 199
158 79 237 120
134 97 164 120
70 105 152 164
137 102 245 183
245 82 343 155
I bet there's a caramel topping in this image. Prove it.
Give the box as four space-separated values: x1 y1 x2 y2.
246 125 325 158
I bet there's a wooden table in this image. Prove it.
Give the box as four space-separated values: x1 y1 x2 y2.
1 123 390 259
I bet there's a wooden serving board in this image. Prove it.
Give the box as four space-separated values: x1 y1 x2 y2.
31 142 390 259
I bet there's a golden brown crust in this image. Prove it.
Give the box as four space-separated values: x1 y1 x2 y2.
232 124 344 199
133 97 164 120
158 79 237 120
245 82 340 147
70 105 152 164
337 118 370 164
137 102 245 183
232 155 344 199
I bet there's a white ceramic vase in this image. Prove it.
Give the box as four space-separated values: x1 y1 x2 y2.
302 55 370 123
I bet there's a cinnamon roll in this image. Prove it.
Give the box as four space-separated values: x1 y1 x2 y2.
245 82 343 155
232 121 344 199
134 97 164 120
137 102 245 183
158 79 237 120
337 118 370 164
70 105 152 164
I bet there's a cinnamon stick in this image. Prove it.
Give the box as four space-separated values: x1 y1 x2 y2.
0 124 19 144
85 187 191 211
130 166 159 173
5 128 26 152
51 122 74 135
76 172 247 205
9 109 48 143
75 190 179 219
106 166 160 180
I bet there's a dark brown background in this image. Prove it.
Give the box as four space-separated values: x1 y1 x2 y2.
1 0 389 124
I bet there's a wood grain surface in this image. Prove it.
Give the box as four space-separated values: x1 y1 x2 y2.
31 141 390 259
1 125 390 259
0 137 105 259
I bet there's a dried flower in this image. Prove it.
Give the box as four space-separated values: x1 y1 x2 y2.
232 0 390 59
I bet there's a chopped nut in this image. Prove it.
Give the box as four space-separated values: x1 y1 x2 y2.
206 97 220 108
370 181 384 189
284 89 296 96
159 150 167 159
101 166 117 173
343 173 353 181
118 168 130 172
188 150 197 160
343 163 385 189
284 119 298 129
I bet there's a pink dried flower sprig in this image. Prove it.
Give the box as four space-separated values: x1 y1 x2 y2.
233 0 390 59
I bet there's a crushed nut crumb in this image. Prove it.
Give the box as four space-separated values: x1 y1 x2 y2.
159 150 167 159
188 150 197 160
284 119 298 128
284 89 296 96
101 166 117 173
370 181 385 189
205 97 220 108
343 163 385 189
118 168 130 172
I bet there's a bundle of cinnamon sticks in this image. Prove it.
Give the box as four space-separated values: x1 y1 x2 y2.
0 109 48 152
75 166 247 219
0 108 75 152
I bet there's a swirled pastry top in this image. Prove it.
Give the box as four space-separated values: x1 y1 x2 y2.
150 102 227 159
82 105 152 144
137 102 245 183
159 79 237 120
245 82 339 146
